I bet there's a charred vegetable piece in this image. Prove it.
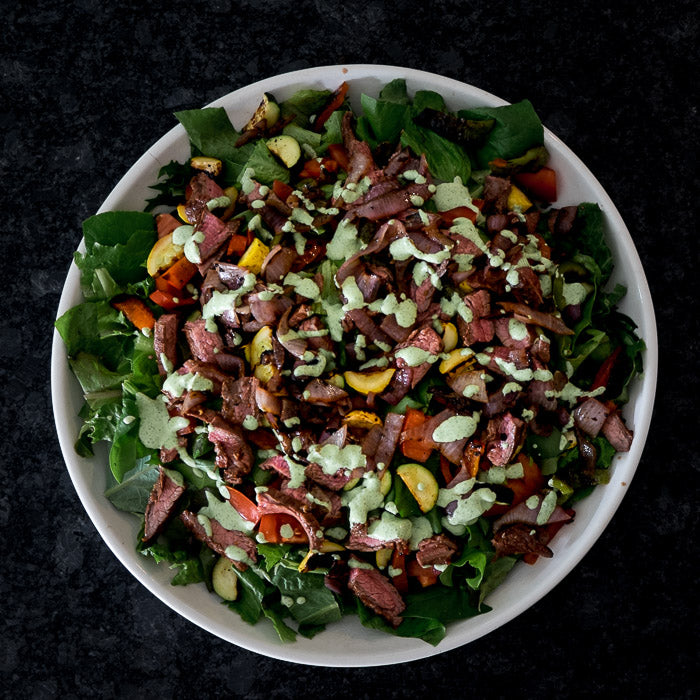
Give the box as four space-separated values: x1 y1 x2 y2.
266 135 301 167
243 92 280 132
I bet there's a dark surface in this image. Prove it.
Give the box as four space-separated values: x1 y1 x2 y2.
2 0 698 697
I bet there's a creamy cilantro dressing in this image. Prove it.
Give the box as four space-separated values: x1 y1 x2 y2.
201 274 256 332
341 472 384 526
283 271 320 299
366 511 412 542
162 371 214 398
389 236 451 265
198 491 256 534
307 443 366 476
432 413 480 443
326 218 364 261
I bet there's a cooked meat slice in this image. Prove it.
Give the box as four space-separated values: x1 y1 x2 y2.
207 415 254 484
256 487 323 550
573 397 611 438
482 175 511 214
415 534 459 567
485 412 524 466
221 376 262 426
142 467 185 542
179 510 257 570
347 563 405 627
153 314 178 375
184 319 224 363
491 523 554 559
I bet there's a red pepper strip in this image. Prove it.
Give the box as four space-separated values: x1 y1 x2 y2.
272 179 294 201
513 166 558 202
258 513 307 544
225 486 261 525
313 81 349 131
112 297 155 331
591 345 623 391
149 289 196 311
226 233 248 258
390 550 408 594
299 159 323 179
407 558 439 588
440 206 478 224
159 256 198 291
485 453 544 517
291 241 326 271
327 143 350 171
400 407 433 462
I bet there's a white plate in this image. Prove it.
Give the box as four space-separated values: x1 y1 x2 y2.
51 64 658 667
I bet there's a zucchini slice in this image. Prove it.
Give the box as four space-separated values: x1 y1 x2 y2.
243 92 280 132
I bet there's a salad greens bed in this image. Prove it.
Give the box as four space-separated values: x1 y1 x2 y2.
56 79 644 646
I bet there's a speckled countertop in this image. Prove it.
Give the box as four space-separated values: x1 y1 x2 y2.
2 1 698 697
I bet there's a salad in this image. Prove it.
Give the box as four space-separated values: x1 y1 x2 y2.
56 79 644 645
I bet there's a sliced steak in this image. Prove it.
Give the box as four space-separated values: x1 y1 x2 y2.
153 313 178 375
492 523 554 559
415 534 459 567
221 376 262 426
184 319 224 363
208 415 254 484
179 510 257 570
256 487 323 550
485 412 524 466
142 467 185 542
347 562 406 627
573 398 611 438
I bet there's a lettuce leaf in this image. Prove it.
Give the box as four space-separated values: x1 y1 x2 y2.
175 107 241 160
75 212 156 296
459 100 544 168
401 121 471 183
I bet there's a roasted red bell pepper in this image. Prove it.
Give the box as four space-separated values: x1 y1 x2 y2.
291 241 326 271
272 179 294 201
591 345 623 391
440 206 478 224
226 233 248 258
313 81 349 131
258 513 307 544
400 408 433 462
514 166 558 202
225 486 261 525
149 289 196 311
407 558 439 588
486 453 545 516
390 550 409 594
